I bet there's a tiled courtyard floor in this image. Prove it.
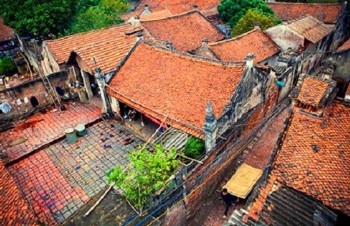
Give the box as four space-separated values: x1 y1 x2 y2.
8 121 144 225
0 102 101 163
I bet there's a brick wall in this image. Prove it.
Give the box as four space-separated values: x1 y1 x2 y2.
0 71 68 130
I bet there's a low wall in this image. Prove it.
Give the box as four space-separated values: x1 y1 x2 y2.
0 71 68 131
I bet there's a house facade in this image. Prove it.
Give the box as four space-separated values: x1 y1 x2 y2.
0 18 18 58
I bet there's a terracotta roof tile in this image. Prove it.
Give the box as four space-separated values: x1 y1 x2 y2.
286 15 332 44
337 38 350 52
208 29 280 63
71 35 137 74
0 18 15 42
45 23 139 65
268 2 341 24
135 0 220 14
0 161 38 225
107 42 245 138
248 176 278 220
141 11 224 52
139 10 173 21
297 77 330 107
273 102 350 216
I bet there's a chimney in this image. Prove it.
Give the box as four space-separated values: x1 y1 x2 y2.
254 22 261 30
245 53 255 68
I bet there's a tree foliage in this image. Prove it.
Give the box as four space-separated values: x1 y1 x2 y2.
232 9 280 37
0 0 129 36
0 0 78 36
67 0 129 34
183 137 205 160
106 145 179 211
218 0 274 27
0 57 17 75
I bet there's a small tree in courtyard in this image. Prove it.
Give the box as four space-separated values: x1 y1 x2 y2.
106 144 179 212
232 9 280 37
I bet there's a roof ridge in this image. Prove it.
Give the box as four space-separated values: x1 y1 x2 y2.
45 23 131 43
141 10 198 23
208 28 270 48
73 36 134 52
209 29 261 46
140 40 245 67
287 14 331 32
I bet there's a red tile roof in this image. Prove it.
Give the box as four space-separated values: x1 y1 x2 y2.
268 2 342 24
139 10 173 21
337 38 350 52
247 176 279 221
0 18 15 42
107 42 245 138
273 102 350 215
0 161 39 225
45 23 140 65
287 15 332 44
141 11 224 52
297 77 330 107
208 29 280 63
135 0 220 14
71 35 137 74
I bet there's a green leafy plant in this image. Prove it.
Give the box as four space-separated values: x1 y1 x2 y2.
232 9 280 37
218 0 274 27
67 0 129 35
183 137 205 160
106 144 179 212
0 57 17 75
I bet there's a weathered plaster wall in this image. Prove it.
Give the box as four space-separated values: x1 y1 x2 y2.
216 66 276 137
325 49 350 95
0 71 68 130
266 25 305 51
41 43 61 75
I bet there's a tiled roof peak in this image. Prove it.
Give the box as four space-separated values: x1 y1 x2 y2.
107 42 245 138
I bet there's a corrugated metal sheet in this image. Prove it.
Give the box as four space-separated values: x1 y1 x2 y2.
152 127 189 152
259 184 337 226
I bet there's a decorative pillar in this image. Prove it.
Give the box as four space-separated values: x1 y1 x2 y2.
245 53 255 68
204 101 217 153
95 67 113 118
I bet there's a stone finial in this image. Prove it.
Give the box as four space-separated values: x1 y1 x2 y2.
245 53 255 68
204 101 217 153
202 38 209 49
128 16 141 27
193 4 198 10
142 4 152 15
254 22 261 30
